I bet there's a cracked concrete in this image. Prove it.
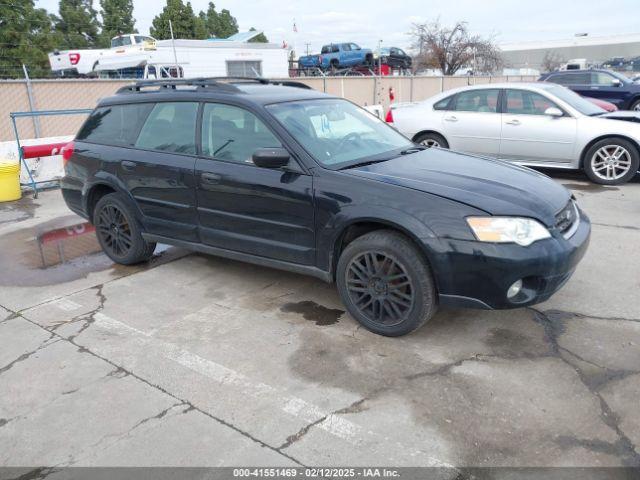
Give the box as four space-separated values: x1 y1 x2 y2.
0 177 639 468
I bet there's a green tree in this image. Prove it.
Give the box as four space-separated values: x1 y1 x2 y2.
54 0 101 49
150 0 201 39
215 8 238 38
197 2 238 39
100 0 136 46
248 27 268 43
194 12 208 39
0 0 61 78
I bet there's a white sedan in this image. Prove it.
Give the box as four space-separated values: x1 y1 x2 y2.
387 82 640 185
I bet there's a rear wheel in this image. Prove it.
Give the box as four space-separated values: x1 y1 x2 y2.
93 193 156 265
583 138 639 185
414 132 448 149
336 230 438 336
630 99 640 111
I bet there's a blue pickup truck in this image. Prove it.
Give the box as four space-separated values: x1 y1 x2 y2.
298 43 374 70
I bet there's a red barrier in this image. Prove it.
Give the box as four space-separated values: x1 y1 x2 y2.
21 142 69 159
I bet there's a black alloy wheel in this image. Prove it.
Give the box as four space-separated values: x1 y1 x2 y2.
345 251 414 327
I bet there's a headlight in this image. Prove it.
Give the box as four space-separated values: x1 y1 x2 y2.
466 217 551 246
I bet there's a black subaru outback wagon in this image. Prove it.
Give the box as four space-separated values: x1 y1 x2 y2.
61 78 590 336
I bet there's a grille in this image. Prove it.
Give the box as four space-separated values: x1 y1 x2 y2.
555 200 579 238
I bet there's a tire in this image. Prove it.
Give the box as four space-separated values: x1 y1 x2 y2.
583 137 639 185
414 132 448 149
93 193 156 265
630 99 640 111
336 230 438 337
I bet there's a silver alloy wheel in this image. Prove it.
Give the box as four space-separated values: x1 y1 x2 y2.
591 145 632 181
420 138 440 148
634 102 640 111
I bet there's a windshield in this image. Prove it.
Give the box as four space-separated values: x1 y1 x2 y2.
608 70 631 84
267 99 412 168
547 85 605 116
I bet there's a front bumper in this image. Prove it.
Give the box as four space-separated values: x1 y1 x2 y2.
428 209 591 310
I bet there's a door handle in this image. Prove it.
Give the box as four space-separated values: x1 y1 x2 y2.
121 160 136 171
201 172 221 185
505 119 521 126
444 116 458 122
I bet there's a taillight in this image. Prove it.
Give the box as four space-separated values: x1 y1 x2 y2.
69 53 80 65
385 109 394 123
61 141 74 165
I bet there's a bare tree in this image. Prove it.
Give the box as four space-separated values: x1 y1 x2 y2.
410 20 503 75
540 51 566 73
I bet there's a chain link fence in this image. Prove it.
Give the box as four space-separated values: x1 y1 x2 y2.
0 75 537 142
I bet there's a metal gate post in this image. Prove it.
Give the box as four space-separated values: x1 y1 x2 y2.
22 65 41 138
10 114 38 198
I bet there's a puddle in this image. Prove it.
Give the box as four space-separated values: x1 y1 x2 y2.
562 183 619 192
0 215 184 287
280 300 344 326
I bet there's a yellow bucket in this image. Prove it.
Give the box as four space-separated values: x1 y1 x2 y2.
0 162 21 202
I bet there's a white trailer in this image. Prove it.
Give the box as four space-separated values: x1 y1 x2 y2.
49 32 290 79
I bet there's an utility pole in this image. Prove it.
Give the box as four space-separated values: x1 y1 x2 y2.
305 43 311 56
169 20 179 76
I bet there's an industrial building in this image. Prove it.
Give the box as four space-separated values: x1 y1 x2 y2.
500 33 640 72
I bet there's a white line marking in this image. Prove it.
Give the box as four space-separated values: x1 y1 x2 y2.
53 298 83 312
91 313 453 466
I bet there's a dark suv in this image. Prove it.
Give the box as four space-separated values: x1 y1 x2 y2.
539 69 640 111
61 78 590 336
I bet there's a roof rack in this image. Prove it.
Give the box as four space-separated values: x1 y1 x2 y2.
268 80 313 90
116 77 243 94
116 76 313 95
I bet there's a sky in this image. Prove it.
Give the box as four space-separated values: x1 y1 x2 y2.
36 0 640 54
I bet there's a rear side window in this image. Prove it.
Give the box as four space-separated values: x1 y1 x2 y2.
135 102 198 154
77 103 153 146
548 72 589 85
201 103 281 164
454 89 499 113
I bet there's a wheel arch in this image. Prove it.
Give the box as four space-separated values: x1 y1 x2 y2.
579 134 640 168
83 174 143 223
626 95 640 110
329 218 439 293
411 129 449 147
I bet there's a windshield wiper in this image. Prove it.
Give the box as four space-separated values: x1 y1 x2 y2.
399 146 427 155
338 158 392 170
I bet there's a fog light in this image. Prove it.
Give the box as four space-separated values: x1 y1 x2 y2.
507 279 523 299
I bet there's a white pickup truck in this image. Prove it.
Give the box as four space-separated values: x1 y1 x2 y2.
48 34 157 76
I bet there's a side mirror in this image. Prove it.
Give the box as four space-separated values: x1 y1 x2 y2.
612 78 623 87
252 147 290 169
544 107 564 118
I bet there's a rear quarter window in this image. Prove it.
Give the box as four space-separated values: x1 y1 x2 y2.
433 96 453 111
76 103 153 146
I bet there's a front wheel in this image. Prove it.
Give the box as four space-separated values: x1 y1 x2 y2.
93 193 156 265
630 99 640 111
583 138 639 185
414 132 448 149
336 230 438 336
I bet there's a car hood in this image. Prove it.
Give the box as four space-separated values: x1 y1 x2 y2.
343 148 570 226
598 111 640 123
